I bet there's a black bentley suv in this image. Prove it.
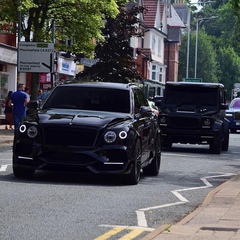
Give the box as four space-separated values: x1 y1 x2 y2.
156 81 229 154
12 81 161 184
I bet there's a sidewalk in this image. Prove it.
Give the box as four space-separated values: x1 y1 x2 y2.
143 174 240 240
0 123 240 239
0 124 14 146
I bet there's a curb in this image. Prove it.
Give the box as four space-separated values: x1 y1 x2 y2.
177 173 240 226
141 173 240 240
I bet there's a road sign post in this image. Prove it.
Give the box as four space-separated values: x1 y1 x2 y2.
183 78 202 82
18 42 54 73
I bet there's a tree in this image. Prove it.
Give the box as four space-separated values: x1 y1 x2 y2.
178 29 218 82
0 0 128 99
77 5 145 83
230 0 240 17
202 3 237 51
218 47 240 100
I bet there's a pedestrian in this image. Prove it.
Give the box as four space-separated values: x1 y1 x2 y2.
3 91 14 130
9 83 30 133
38 87 51 101
37 89 43 99
24 87 31 98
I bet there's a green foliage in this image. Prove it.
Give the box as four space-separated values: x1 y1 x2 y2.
0 0 127 57
179 0 240 95
0 0 129 99
77 6 145 83
179 30 218 83
229 0 240 17
218 47 240 100
203 3 236 50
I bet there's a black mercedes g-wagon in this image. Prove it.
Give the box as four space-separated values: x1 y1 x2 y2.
156 81 229 154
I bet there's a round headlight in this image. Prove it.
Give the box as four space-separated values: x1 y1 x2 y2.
203 119 211 126
19 124 27 133
119 131 127 139
159 116 167 123
104 131 116 143
27 126 38 138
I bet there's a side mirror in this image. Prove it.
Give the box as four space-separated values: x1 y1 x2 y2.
221 103 228 110
153 96 163 108
139 106 152 116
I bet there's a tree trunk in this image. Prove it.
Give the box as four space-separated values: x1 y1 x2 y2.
31 73 40 100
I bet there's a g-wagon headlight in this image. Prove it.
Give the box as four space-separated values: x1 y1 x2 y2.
104 131 117 143
203 118 211 126
159 116 167 123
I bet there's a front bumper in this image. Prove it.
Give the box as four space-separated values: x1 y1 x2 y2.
13 140 133 174
160 128 220 145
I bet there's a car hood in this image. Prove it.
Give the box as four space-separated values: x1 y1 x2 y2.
226 108 240 113
28 108 132 127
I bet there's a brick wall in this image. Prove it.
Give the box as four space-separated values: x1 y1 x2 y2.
0 34 16 46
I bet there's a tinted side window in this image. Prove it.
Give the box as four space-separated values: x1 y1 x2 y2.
134 88 148 113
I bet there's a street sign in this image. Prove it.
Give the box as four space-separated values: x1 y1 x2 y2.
18 42 54 73
183 78 202 82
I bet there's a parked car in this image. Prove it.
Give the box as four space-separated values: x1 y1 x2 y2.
226 97 240 133
156 81 229 154
12 81 161 185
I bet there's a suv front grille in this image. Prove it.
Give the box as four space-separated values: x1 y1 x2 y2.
234 112 240 121
169 116 200 129
44 127 98 147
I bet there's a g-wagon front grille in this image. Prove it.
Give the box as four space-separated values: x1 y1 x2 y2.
169 116 200 129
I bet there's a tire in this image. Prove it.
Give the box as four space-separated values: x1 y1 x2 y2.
13 165 35 178
143 134 161 176
222 129 229 151
209 140 222 154
125 140 141 185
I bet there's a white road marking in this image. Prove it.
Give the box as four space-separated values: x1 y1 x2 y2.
136 172 237 227
0 165 9 172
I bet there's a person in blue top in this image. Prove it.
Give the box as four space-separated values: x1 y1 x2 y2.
9 83 30 133
38 87 51 101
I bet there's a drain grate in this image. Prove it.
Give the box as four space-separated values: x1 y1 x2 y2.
200 227 239 232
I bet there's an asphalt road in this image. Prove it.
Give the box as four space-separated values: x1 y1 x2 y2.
0 133 240 240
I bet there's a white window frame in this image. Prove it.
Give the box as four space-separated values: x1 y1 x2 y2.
151 64 164 83
157 37 161 55
151 34 156 53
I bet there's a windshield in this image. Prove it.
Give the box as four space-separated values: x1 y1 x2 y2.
230 98 240 108
163 86 219 107
43 86 131 113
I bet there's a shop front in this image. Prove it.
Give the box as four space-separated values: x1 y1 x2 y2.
0 44 17 115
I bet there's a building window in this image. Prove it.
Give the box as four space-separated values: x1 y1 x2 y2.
159 67 163 82
151 34 156 53
151 64 164 83
151 65 157 80
158 38 161 55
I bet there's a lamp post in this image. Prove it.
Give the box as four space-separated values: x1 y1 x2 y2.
185 1 216 79
194 16 218 78
186 8 191 79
